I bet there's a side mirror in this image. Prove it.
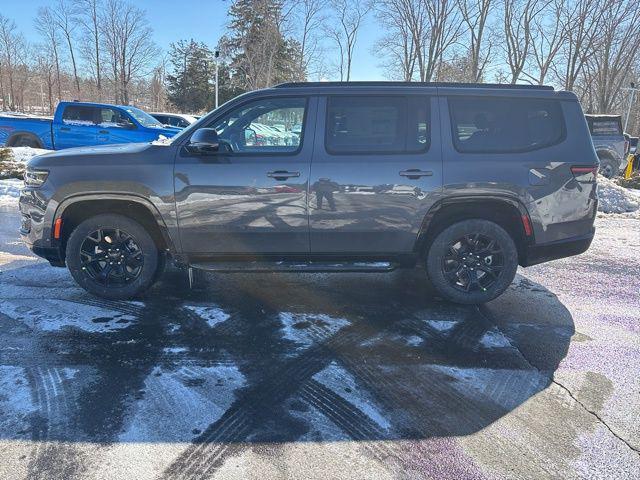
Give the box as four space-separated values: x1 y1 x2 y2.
187 128 220 154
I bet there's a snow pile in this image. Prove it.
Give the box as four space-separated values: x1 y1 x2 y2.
0 178 22 208
597 176 640 215
0 146 52 180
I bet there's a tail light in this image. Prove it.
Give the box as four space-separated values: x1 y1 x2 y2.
255 134 265 146
571 165 598 182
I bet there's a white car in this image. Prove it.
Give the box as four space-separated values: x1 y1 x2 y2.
150 112 198 129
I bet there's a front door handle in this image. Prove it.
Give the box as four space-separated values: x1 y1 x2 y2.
99 130 109 134
399 169 433 179
267 170 301 180
59 127 71 132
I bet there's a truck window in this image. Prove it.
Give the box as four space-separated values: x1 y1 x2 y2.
586 118 623 136
449 97 565 153
62 106 97 126
325 96 430 154
98 108 135 128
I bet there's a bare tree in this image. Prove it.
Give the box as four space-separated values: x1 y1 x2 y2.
420 0 463 81
0 14 26 110
588 0 640 113
293 0 327 77
34 7 63 102
34 45 56 114
75 0 103 94
457 0 493 82
100 0 158 104
558 0 604 91
375 0 420 81
52 0 81 95
502 0 547 84
523 0 566 85
325 0 370 81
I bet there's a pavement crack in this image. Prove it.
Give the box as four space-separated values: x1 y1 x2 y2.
478 305 640 458
551 377 640 456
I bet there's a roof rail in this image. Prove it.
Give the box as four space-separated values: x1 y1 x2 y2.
274 81 554 90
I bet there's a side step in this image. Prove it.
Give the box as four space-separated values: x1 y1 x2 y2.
190 260 398 273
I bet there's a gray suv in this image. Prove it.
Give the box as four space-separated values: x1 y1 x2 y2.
19 82 599 304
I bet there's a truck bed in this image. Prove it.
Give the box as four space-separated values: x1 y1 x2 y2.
0 114 54 149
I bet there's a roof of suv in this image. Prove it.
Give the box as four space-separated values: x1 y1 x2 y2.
275 81 554 90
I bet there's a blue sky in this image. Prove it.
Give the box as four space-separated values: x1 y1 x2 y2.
2 0 384 80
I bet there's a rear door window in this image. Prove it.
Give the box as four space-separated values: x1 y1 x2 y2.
325 96 430 154
448 97 565 153
62 106 97 126
587 117 622 136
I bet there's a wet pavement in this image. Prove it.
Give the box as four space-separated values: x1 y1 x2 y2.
0 200 639 479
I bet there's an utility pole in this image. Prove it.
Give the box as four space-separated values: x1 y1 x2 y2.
214 50 220 109
623 81 639 132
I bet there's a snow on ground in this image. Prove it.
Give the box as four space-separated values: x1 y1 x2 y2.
0 298 136 333
0 366 37 440
597 176 640 215
0 178 22 209
184 304 231 328
6 146 52 163
278 312 351 348
118 364 246 443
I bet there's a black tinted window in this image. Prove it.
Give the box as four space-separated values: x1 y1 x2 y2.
449 97 565 153
62 106 96 125
325 96 430 154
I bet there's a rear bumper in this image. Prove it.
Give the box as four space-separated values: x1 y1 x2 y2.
521 229 595 267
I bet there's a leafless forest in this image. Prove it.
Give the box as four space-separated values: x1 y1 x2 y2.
1 0 640 132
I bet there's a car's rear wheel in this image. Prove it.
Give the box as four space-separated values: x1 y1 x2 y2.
426 219 518 304
66 214 160 299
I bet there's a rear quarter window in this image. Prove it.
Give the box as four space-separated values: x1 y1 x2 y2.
448 97 565 153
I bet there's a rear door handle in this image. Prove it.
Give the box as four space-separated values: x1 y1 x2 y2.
399 169 433 179
99 130 109 134
267 170 300 180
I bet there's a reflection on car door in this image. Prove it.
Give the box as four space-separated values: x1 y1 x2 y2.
174 96 316 256
309 93 442 254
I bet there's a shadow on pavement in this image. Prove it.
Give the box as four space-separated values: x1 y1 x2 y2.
0 262 574 476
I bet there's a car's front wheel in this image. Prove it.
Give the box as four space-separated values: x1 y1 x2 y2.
66 214 160 299
426 219 518 304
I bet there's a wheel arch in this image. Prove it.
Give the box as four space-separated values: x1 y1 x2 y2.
53 195 177 260
416 196 533 265
7 131 44 149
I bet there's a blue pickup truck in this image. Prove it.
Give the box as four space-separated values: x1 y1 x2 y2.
0 102 180 150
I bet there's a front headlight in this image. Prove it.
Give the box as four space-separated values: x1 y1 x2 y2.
24 169 49 187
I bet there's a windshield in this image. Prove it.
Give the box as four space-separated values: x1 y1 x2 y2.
125 107 165 129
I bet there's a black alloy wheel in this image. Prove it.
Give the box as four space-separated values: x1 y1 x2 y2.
442 233 504 293
79 227 144 286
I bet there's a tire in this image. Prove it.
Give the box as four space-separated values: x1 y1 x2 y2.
66 214 159 299
11 134 42 149
425 219 518 305
598 157 617 178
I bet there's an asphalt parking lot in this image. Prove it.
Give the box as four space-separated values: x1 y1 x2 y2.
0 202 639 479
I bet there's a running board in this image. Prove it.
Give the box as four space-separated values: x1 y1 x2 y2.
190 260 398 273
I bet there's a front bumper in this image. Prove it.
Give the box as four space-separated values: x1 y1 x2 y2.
521 229 595 267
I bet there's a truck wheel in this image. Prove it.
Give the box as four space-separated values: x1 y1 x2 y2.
598 157 617 178
10 134 42 149
66 214 159 300
426 220 518 305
